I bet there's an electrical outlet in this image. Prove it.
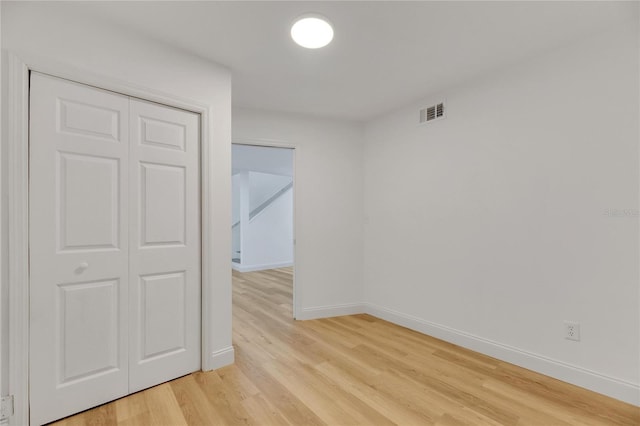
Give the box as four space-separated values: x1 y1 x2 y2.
564 321 581 341
0 396 14 420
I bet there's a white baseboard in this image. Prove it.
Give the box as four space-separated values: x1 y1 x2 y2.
231 261 293 273
207 346 235 371
296 302 365 320
364 302 640 406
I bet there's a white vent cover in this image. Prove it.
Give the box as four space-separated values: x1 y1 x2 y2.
419 102 445 124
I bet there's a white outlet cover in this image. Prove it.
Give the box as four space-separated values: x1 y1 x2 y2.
564 321 581 341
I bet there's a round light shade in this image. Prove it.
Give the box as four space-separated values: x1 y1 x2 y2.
291 15 334 49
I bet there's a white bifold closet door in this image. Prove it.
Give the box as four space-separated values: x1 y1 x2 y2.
29 72 201 426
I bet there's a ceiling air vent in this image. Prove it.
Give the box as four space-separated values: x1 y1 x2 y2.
419 101 445 124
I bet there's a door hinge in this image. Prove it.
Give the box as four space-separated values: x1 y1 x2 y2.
0 396 14 421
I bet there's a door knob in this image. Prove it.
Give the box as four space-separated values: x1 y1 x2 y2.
75 262 89 273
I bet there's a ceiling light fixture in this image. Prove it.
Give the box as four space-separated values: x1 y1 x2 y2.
291 14 334 49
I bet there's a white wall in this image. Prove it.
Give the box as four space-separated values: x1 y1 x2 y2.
232 171 293 270
249 172 292 214
232 172 292 225
233 108 364 319
363 23 639 404
242 187 294 270
1 1 233 409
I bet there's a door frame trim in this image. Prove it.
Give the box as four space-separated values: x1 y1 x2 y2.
232 139 299 320
6 52 218 425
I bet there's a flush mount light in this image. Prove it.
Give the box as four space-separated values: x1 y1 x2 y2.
291 14 334 49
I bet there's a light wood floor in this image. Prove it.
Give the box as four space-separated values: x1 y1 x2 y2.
52 267 639 425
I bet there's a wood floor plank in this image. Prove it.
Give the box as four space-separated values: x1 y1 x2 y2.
315 360 438 425
51 267 640 426
169 374 222 426
193 369 252 426
142 383 188 426
233 351 326 426
114 390 149 424
240 394 290 426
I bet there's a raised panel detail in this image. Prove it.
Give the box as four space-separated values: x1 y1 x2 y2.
57 279 120 385
139 272 186 362
140 117 186 151
58 153 119 252
58 99 120 142
140 163 186 247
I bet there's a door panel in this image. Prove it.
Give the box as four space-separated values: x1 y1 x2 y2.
139 271 187 361
58 152 120 251
139 116 187 151
57 279 120 383
58 98 121 142
140 162 186 246
128 99 201 393
30 73 130 426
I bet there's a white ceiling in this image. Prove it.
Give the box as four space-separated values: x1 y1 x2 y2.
79 1 635 121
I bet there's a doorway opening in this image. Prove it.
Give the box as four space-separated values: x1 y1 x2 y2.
231 143 295 319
